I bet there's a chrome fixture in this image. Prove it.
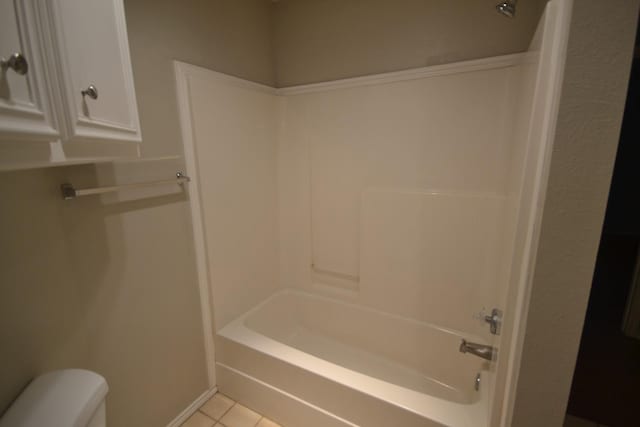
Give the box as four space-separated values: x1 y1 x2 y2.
475 373 481 391
459 339 496 361
1 52 28 75
81 84 99 100
61 171 190 200
496 0 517 18
484 308 503 335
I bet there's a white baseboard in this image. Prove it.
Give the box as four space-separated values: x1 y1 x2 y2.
166 387 218 427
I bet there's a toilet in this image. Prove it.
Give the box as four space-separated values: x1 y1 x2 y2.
0 369 108 427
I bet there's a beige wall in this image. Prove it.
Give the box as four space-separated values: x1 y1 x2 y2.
0 1 274 426
272 0 548 87
0 162 206 427
511 1 639 426
124 0 275 158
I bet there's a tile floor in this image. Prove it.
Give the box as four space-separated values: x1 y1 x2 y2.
564 414 610 427
181 393 282 427
183 395 611 427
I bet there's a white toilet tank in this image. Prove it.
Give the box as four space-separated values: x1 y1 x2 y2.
0 369 109 427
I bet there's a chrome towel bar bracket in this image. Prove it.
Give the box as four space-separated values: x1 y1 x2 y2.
61 171 190 200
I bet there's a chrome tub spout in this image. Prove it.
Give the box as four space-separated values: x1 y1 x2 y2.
459 339 496 361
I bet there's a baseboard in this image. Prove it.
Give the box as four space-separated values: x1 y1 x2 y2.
166 387 217 427
217 363 357 427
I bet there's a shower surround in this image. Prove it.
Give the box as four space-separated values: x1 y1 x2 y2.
175 1 572 425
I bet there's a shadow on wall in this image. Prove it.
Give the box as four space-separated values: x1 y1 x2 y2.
0 162 198 426
0 164 111 414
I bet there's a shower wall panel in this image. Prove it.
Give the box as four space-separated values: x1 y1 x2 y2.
186 72 280 329
185 57 527 336
278 63 524 335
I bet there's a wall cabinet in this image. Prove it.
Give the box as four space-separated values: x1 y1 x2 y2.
0 0 141 169
0 0 60 145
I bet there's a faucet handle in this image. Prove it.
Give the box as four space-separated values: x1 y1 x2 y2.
484 308 503 335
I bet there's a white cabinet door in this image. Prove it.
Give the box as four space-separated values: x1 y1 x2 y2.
48 0 141 144
0 0 59 143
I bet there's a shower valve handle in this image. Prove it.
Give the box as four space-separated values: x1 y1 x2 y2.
484 308 502 335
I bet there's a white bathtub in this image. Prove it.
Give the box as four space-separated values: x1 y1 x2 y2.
216 289 492 427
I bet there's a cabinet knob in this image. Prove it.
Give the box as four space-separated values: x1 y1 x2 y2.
1 52 29 75
81 85 99 100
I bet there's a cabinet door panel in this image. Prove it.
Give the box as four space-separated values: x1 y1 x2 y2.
51 0 141 143
0 0 59 143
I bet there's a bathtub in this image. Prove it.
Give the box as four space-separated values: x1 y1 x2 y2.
216 289 492 427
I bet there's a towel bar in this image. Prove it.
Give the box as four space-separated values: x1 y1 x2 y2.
61 171 190 200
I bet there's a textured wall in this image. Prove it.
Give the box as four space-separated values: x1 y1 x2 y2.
0 1 274 426
272 0 548 86
511 1 639 426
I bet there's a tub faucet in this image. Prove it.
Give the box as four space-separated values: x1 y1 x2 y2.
459 339 496 361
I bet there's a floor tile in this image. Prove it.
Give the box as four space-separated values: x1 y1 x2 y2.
181 411 216 427
256 418 282 427
200 393 235 420
564 415 598 427
220 403 261 427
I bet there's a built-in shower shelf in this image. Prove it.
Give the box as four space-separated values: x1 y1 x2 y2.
311 264 360 292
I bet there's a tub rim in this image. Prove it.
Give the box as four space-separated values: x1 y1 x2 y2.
217 288 491 427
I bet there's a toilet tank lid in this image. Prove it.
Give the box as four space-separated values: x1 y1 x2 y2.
0 369 108 427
